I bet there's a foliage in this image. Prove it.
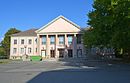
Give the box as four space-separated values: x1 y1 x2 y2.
1 28 20 58
83 0 130 57
0 46 5 56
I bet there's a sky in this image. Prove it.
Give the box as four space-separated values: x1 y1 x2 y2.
0 0 93 42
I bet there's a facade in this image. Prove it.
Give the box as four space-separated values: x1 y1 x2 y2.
10 16 86 59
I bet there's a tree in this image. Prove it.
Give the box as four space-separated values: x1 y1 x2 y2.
111 0 130 56
1 28 20 58
0 46 5 56
83 0 130 58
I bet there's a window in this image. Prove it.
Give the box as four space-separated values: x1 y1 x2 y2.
50 36 55 44
13 48 17 54
28 48 32 54
68 36 73 45
35 38 37 44
42 36 46 45
28 39 32 44
14 39 17 44
20 48 24 54
77 35 81 44
36 48 37 53
21 39 24 44
59 36 64 44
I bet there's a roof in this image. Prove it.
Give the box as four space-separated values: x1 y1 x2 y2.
36 15 81 33
11 29 37 37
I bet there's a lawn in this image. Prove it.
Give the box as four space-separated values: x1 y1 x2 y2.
0 59 11 64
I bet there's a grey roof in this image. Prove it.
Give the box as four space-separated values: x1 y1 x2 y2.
11 29 38 37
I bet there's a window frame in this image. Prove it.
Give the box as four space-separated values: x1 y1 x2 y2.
20 48 24 54
28 39 32 44
42 36 46 45
21 39 24 44
14 39 17 44
13 48 17 54
59 35 65 45
28 48 32 54
50 36 55 45
68 35 73 45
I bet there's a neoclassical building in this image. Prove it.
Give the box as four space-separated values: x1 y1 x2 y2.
10 16 86 59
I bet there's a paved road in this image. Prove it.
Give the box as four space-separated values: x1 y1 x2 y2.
0 60 130 83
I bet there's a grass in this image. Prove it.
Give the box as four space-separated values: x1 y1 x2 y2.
0 59 11 64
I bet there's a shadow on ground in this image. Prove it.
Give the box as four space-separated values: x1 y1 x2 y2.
26 68 130 83
57 57 130 68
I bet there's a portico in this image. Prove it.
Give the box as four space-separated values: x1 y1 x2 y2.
38 33 81 59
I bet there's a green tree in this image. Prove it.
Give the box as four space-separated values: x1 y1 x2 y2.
111 0 130 56
84 0 130 58
0 46 5 56
1 28 20 58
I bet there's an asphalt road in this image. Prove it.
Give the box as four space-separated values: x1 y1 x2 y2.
0 60 130 83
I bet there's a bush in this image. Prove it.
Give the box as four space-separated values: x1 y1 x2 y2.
30 56 42 61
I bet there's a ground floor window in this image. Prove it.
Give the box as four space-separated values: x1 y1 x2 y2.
20 48 24 54
68 49 73 57
28 48 32 54
13 48 17 54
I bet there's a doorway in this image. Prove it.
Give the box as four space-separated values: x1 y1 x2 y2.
50 50 55 58
41 50 46 57
58 49 64 58
68 49 73 58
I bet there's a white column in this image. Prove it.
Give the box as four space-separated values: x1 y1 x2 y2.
46 35 50 58
65 34 68 46
64 34 68 58
55 34 59 58
37 34 40 56
73 34 77 58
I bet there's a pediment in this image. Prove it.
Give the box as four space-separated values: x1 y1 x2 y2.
36 16 81 33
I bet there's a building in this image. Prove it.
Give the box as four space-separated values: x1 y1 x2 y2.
10 15 86 59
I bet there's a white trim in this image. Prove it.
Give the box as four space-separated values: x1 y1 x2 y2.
35 15 81 33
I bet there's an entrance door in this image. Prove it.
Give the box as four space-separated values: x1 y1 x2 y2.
50 50 55 58
41 50 46 57
68 49 73 58
59 49 64 58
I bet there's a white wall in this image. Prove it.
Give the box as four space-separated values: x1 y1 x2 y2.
10 36 38 59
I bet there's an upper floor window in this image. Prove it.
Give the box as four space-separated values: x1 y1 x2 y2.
35 38 37 44
50 36 55 44
77 35 82 44
21 39 24 44
28 39 32 44
13 48 17 54
14 39 17 44
28 48 32 54
42 36 46 45
59 36 64 45
68 35 73 45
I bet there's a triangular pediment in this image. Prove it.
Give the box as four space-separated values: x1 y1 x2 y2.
36 15 81 33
